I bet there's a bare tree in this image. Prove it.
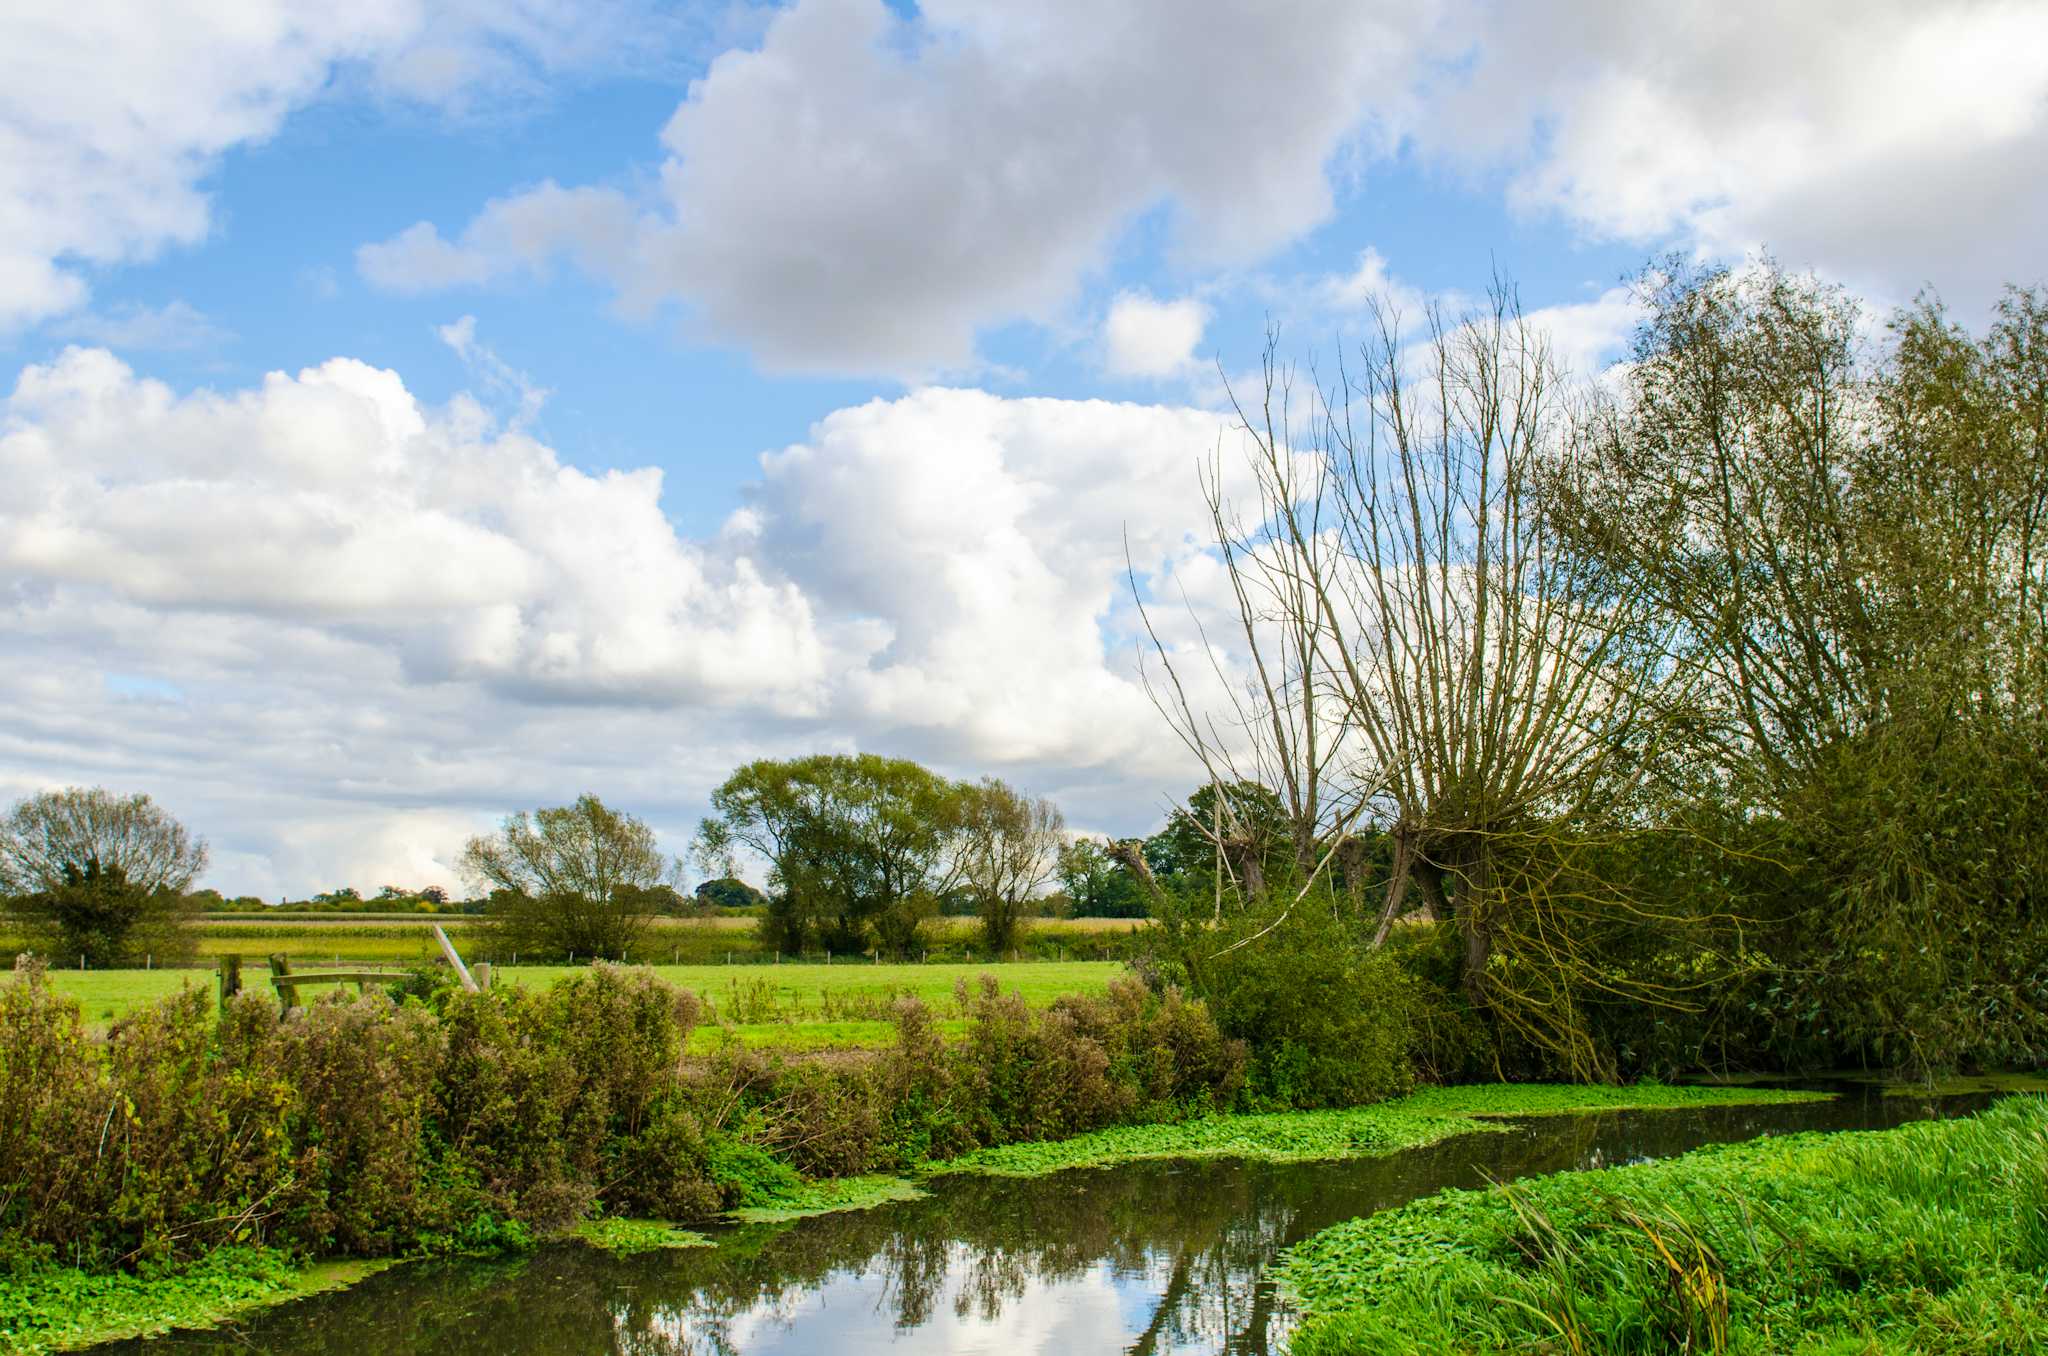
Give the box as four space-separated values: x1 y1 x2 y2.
1133 342 1371 917
0 787 208 965
1140 283 1689 1073
955 778 1065 954
0 787 207 897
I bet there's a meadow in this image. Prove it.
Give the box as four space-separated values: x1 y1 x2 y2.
42 958 1128 1053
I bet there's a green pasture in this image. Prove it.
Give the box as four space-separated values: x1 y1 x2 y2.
39 960 1125 1054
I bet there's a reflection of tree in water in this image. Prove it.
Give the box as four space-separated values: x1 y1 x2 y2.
84 1096 1974 1356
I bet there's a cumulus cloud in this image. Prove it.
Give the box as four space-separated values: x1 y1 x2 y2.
359 0 2048 377
359 0 1436 376
0 347 833 708
1103 292 1211 379
1426 0 2048 308
0 1 697 330
0 351 1256 892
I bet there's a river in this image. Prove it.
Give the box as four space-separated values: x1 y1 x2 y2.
87 1086 1995 1355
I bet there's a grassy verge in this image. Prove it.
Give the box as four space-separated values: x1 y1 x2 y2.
928 1082 1833 1178
1278 1093 2048 1356
0 1249 395 1355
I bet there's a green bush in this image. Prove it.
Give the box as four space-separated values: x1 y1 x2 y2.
1176 908 1416 1110
702 974 1244 1177
0 955 1243 1275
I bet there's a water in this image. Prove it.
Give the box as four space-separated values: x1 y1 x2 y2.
93 1088 1994 1355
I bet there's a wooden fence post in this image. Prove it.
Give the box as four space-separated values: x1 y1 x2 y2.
218 954 242 1010
269 953 296 1010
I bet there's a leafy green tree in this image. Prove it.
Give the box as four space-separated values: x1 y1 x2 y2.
1055 838 1148 918
462 794 680 960
695 754 965 955
955 778 1065 953
693 876 767 910
1553 262 2048 1074
0 787 206 965
1144 782 1294 904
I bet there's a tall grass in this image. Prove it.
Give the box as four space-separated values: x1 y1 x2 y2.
1280 1095 2048 1355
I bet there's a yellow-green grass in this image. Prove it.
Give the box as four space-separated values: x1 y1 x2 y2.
5 914 1145 968
501 959 1121 1008
43 960 1125 1042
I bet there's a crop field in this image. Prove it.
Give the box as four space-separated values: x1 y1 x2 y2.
4 914 1145 968
38 959 1128 1053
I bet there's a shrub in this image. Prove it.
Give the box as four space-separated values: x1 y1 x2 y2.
1186 908 1417 1109
0 956 1243 1277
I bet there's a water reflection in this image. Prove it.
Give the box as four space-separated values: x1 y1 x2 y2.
100 1091 1991 1356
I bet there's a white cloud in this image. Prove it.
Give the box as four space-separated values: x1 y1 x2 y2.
359 0 2048 378
358 0 1439 376
0 351 1258 893
1315 247 1435 319
1 347 832 709
1424 0 2048 308
1104 292 1211 379
0 1 697 330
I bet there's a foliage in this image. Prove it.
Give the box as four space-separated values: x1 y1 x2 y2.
571 1218 710 1253
0 787 209 899
463 794 681 961
953 777 1065 953
13 858 198 969
931 1080 1828 1179
0 955 1250 1276
693 876 767 910
1055 837 1149 918
1280 1094 2048 1356
1146 902 1420 1109
1537 263 2048 1079
695 753 968 956
0 1246 352 1354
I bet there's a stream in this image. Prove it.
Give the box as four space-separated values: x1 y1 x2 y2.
89 1087 1998 1355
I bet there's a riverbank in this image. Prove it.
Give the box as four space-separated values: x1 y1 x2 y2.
0 1081 1832 1353
1278 1092 2048 1355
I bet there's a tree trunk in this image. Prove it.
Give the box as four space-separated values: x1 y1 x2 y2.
1108 841 1169 916
1369 830 1413 948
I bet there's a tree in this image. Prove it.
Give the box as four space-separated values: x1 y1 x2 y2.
1055 838 1149 918
1144 284 1691 1077
955 778 1065 953
0 787 207 965
695 754 965 955
694 877 767 911
462 794 680 960
1143 781 1294 909
1552 262 2048 1073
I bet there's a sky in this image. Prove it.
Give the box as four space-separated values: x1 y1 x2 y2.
3 0 2045 898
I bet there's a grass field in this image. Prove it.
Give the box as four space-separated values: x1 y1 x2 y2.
38 959 1127 1053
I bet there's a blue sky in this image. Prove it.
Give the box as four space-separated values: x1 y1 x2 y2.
2 0 2043 895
